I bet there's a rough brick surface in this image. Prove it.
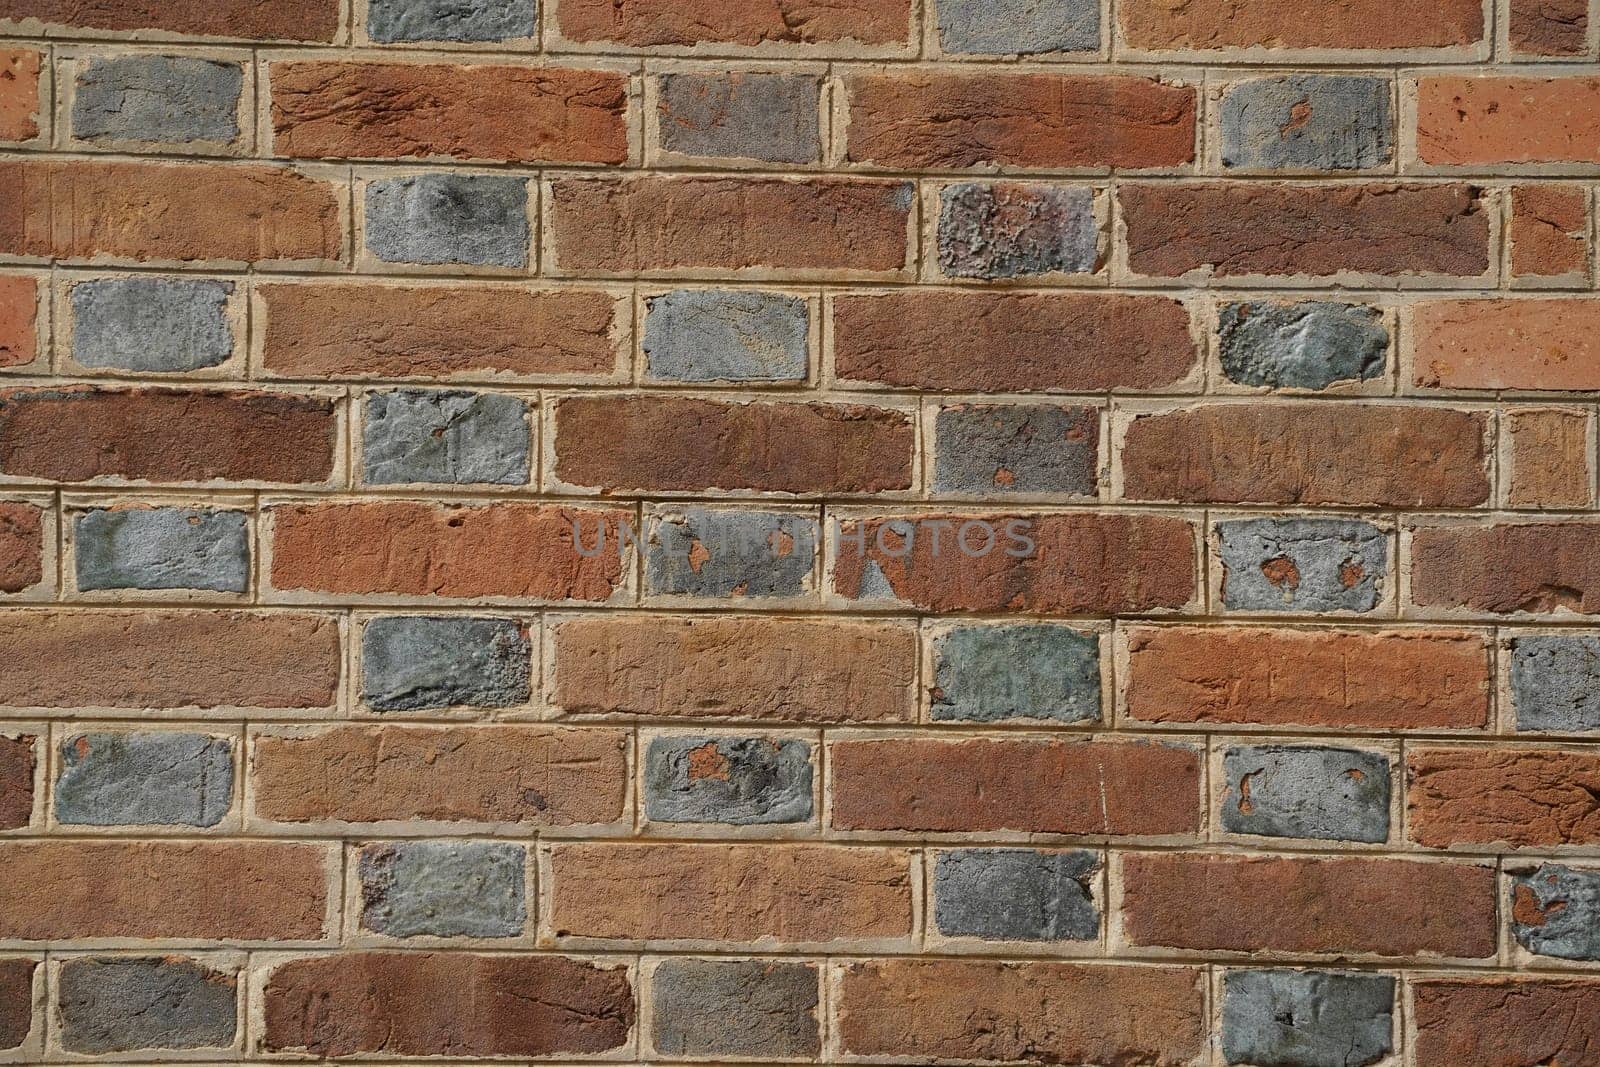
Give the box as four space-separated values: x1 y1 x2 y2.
1511 186 1590 280
1412 979 1600 1067
936 182 1098 279
1407 747 1600 848
362 389 530 486
643 507 817 598
1504 408 1592 509
932 403 1098 495
361 615 531 711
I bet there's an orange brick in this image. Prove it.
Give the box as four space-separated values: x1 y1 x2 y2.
0 276 36 369
1119 0 1484 50
1504 408 1593 509
1408 747 1600 848
0 49 40 142
1511 186 1591 281
1417 77 1600 165
555 0 913 49
1414 299 1600 391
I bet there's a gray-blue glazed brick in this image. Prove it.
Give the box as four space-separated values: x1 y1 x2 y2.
1222 745 1391 843
644 736 813 825
657 73 821 165
938 183 1097 279
651 959 820 1059
645 509 816 599
57 957 237 1053
367 0 536 42
55 732 233 828
933 849 1099 942
361 616 531 711
643 290 809 383
931 624 1100 723
362 389 530 486
1511 864 1600 961
72 56 242 146
1222 969 1395 1067
70 277 234 373
933 403 1098 496
1217 517 1387 614
359 840 527 939
74 508 249 593
1510 634 1600 733
936 0 1100 54
365 174 529 268
1219 75 1393 171
1218 301 1388 391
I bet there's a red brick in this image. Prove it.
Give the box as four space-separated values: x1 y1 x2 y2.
0 734 32 830
550 615 917 724
263 953 633 1057
0 501 41 594
1121 403 1490 507
0 49 40 142
1413 979 1600 1067
1510 186 1590 280
1120 852 1497 957
832 292 1197 392
0 609 341 711
0 0 339 40
1504 408 1592 509
257 282 623 382
555 0 912 49
0 276 36 368
251 725 629 827
1408 747 1600 848
1123 626 1491 730
552 395 913 495
0 160 343 265
838 960 1206 1065
270 61 629 165
0 958 34 1051
1121 183 1490 278
0 841 330 941
1119 0 1484 50
831 737 1201 835
1417 77 1600 165
1509 0 1590 56
1411 522 1600 615
546 843 914 943
1413 299 1600 390
831 512 1198 614
548 176 912 275
267 501 630 602
843 72 1195 170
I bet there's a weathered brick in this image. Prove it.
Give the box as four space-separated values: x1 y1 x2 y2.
1220 745 1391 843
552 396 913 494
0 49 40 142
933 403 1098 496
0 959 33 1051
548 176 913 275
1417 77 1600 165
1119 0 1484 50
0 734 33 829
0 609 340 711
69 277 235 373
844 72 1195 169
74 507 249 593
268 501 628 602
930 623 1101 724
257 282 622 382
0 0 340 40
1122 403 1488 507
367 0 535 42
933 848 1099 942
550 615 917 724
262 952 633 1057
1504 408 1592 509
1412 979 1600 1067
1411 522 1600 615
0 841 329 941
1510 634 1600 732
358 840 526 938
1511 863 1600 961
1217 301 1388 390
651 958 819 1059
364 173 529 269
643 508 817 599
1124 626 1491 730
1121 853 1496 957
0 275 37 368
831 512 1198 614
546 843 913 943
656 72 820 164
555 0 913 49
838 959 1206 1064
1509 0 1590 55
1408 746 1600 848
272 61 628 164
72 55 241 147
1218 75 1391 171
362 389 530 486
830 737 1200 835
833 291 1197 392
1216 517 1388 614
55 732 232 827
58 956 236 1053
643 735 813 825
251 725 628 827
361 616 531 712
1221 970 1395 1067
0 160 343 264
935 0 1100 55
0 387 336 486
1511 186 1590 280
0 501 43 594
936 182 1098 279
643 289 809 383
1413 299 1600 390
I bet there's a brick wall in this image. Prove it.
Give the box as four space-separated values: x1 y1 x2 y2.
1 0 1599 1063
